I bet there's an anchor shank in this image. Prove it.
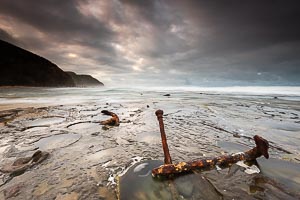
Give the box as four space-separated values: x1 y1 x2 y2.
155 110 172 164
152 135 269 178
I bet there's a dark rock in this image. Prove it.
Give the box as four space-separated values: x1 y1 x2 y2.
4 183 23 199
233 133 241 138
0 39 75 87
0 150 49 180
163 94 171 96
91 132 100 136
66 71 104 87
0 39 104 87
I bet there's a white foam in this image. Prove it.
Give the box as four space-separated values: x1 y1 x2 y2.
133 163 149 173
118 156 144 177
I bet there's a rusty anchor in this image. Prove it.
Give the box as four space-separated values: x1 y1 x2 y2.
152 109 269 178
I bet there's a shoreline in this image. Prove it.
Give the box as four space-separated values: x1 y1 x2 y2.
0 89 300 199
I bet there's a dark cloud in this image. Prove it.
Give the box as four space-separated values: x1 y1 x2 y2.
0 28 18 45
0 0 116 59
0 0 113 37
121 0 164 26
0 0 299 86
175 0 300 54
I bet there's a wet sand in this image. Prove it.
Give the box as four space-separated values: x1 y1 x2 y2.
0 90 300 199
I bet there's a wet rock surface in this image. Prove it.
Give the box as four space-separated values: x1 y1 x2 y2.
0 91 300 199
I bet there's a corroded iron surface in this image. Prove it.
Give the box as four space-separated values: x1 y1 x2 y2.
100 110 120 126
155 109 172 164
152 109 269 178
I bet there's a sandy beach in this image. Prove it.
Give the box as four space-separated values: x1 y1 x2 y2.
0 87 300 199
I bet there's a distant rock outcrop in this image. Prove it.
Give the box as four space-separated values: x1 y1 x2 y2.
0 40 104 87
66 71 104 87
0 40 75 87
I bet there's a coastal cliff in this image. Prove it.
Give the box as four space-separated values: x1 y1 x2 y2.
66 71 104 87
0 40 103 87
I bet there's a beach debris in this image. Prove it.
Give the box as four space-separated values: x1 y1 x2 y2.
155 110 172 164
152 109 270 178
100 110 120 126
152 138 269 177
236 161 260 174
102 126 110 130
155 110 181 198
0 150 49 186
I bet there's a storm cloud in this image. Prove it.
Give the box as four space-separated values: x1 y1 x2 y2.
0 0 299 86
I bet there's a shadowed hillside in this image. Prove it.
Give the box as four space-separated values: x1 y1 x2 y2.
0 40 104 87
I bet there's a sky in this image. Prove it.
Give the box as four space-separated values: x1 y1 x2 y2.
0 0 300 87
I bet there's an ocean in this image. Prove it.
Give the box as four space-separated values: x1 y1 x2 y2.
1 86 300 109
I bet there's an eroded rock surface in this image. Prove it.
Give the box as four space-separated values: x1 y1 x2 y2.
0 91 300 199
